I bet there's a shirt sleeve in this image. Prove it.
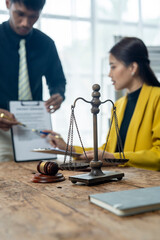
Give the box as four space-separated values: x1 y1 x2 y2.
45 40 66 100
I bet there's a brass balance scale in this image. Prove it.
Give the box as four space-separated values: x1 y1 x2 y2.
33 84 128 185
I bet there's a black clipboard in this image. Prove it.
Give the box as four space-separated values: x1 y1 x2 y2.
9 101 57 162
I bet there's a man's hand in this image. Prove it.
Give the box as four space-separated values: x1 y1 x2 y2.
45 93 63 113
0 109 19 131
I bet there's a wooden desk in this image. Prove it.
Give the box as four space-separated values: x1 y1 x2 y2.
0 161 160 240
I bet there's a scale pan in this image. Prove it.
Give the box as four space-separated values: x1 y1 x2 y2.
60 162 90 170
104 158 129 165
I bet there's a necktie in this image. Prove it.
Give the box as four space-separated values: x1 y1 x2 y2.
18 39 32 100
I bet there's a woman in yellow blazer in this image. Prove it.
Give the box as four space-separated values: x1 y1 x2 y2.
45 37 160 171
101 84 160 170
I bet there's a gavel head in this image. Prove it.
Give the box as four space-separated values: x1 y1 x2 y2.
37 161 59 175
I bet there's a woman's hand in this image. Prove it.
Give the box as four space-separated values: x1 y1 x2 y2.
41 130 68 151
79 150 114 160
79 150 114 165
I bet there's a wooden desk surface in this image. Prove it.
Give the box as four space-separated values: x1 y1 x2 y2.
0 161 160 240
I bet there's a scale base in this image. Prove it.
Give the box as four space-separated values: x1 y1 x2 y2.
69 171 124 186
32 172 65 183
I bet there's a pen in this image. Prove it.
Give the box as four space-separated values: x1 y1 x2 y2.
0 113 62 138
31 130 50 135
39 131 49 135
39 131 62 139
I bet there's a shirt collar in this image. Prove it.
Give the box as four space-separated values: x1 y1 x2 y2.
3 20 33 47
127 87 142 100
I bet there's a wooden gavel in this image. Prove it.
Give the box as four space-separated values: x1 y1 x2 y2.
37 161 59 175
32 161 65 183
37 160 90 176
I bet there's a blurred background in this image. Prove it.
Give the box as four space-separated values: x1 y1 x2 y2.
1 0 160 147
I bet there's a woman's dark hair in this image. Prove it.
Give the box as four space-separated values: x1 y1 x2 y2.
10 0 46 11
109 37 160 87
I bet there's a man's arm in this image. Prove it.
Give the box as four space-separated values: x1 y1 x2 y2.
45 40 66 111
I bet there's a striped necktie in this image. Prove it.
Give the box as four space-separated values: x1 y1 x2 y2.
18 39 32 100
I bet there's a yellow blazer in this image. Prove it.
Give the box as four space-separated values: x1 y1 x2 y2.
75 84 160 171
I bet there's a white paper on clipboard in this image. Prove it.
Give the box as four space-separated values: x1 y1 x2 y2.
9 101 56 162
